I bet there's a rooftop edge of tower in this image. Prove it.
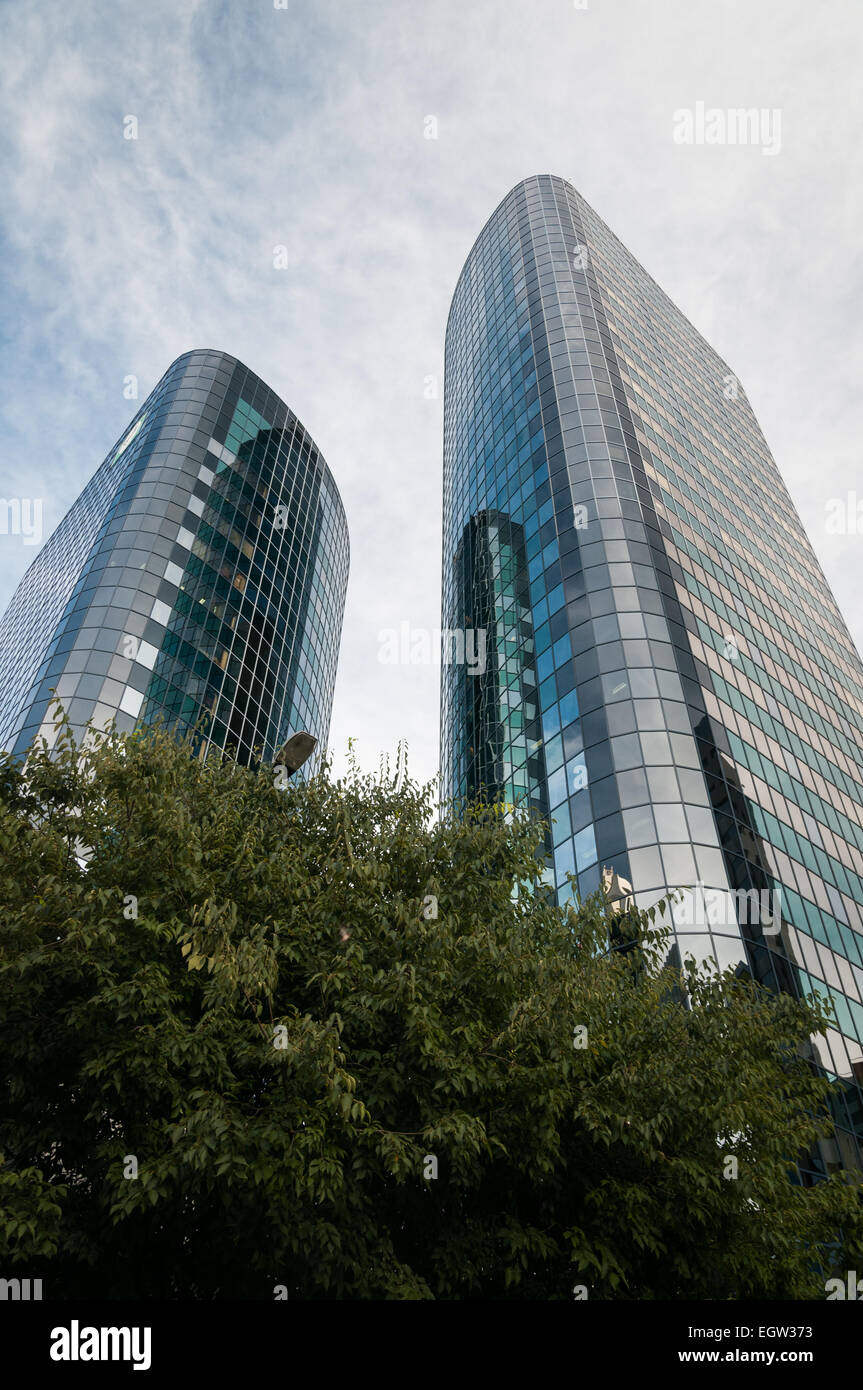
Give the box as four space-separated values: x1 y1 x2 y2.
445 175 580 341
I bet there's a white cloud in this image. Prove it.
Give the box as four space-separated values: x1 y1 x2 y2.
0 0 860 786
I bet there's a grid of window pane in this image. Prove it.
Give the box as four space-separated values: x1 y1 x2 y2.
0 350 349 774
441 175 863 1175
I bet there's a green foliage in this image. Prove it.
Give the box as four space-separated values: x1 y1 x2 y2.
0 713 860 1298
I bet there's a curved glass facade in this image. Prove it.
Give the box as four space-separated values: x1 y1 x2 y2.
0 350 349 769
441 175 863 1172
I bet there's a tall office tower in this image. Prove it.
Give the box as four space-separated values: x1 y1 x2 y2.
0 350 349 769
441 175 863 1172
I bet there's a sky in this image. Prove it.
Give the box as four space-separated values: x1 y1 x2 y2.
1 0 861 788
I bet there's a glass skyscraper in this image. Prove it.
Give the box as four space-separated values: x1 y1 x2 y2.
0 349 349 769
441 175 863 1173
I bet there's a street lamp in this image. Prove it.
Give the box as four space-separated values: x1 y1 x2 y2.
275 731 317 777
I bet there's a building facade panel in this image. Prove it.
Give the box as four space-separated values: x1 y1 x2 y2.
0 350 349 770
441 176 863 1173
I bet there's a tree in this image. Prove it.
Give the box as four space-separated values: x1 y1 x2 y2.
0 713 860 1299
